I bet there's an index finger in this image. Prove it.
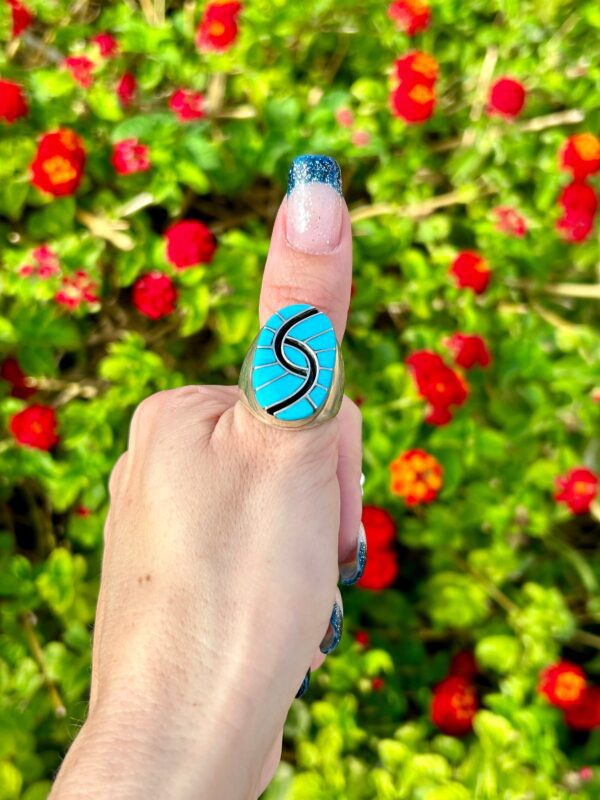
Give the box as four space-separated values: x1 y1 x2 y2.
259 155 353 341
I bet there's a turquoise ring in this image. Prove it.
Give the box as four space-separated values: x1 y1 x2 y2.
239 303 344 429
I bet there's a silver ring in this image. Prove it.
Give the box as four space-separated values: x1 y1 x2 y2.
239 303 344 429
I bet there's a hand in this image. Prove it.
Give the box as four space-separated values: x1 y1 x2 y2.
50 156 362 800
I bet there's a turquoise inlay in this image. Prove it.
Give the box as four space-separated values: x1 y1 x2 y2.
288 315 331 341
278 303 309 320
257 328 274 346
250 303 337 421
276 398 315 421
302 331 334 350
255 372 304 408
252 364 284 386
317 350 336 368
254 347 279 366
308 385 327 407
283 343 308 369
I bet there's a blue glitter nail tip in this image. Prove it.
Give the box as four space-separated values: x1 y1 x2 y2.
295 668 311 699
319 601 343 655
339 533 367 586
287 155 342 196
251 304 337 422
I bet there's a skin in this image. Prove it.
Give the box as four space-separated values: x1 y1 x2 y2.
50 191 360 800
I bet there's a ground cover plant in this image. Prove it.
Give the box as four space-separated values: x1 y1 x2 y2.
0 0 599 797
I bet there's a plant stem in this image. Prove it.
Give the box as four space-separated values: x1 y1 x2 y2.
20 612 67 718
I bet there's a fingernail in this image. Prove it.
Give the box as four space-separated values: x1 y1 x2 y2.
319 600 343 654
286 155 343 255
360 472 365 496
295 668 311 699
339 523 367 586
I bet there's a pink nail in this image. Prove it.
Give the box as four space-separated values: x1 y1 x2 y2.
285 155 343 255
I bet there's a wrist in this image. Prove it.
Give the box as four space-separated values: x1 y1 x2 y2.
50 689 265 800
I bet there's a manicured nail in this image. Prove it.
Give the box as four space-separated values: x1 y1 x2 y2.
295 668 311 699
286 155 343 255
339 523 367 586
319 600 343 654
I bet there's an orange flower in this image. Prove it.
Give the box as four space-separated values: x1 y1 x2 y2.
560 134 600 180
394 51 438 86
390 448 443 505
30 129 86 197
539 661 587 709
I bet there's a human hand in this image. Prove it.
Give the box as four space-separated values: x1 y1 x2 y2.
50 156 363 800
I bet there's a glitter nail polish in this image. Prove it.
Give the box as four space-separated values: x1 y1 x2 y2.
319 600 343 654
286 155 343 255
295 668 311 699
339 523 367 586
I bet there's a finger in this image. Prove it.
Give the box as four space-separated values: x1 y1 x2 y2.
310 649 327 672
337 397 364 580
259 155 352 341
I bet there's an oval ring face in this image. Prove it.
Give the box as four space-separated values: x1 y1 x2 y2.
250 303 337 422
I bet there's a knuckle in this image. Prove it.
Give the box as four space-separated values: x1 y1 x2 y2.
262 276 341 323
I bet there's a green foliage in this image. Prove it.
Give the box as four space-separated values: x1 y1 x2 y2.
0 0 599 797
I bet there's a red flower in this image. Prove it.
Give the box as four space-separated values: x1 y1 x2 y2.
165 220 216 269
355 630 370 648
358 548 399 590
19 245 61 280
336 107 354 128
132 272 177 320
362 505 396 550
390 82 435 124
8 0 32 38
55 270 99 310
116 73 137 107
556 209 595 243
560 134 600 180
449 651 479 680
64 56 95 88
390 448 443 505
449 250 491 294
196 1 242 52
1 357 35 399
112 139 150 175
169 89 205 122
431 676 478 737
406 350 469 424
555 468 598 515
487 77 526 119
10 405 58 451
93 33 119 58
0 79 28 123
394 51 439 87
371 677 385 692
30 129 86 197
388 0 431 36
493 206 527 238
564 688 600 731
539 661 587 709
559 181 598 216
444 334 491 369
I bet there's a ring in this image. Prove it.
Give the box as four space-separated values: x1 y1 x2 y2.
239 303 344 429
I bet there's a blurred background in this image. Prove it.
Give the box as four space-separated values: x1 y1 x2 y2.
0 0 599 797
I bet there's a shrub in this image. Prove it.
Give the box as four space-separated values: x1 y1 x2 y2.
0 0 599 797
